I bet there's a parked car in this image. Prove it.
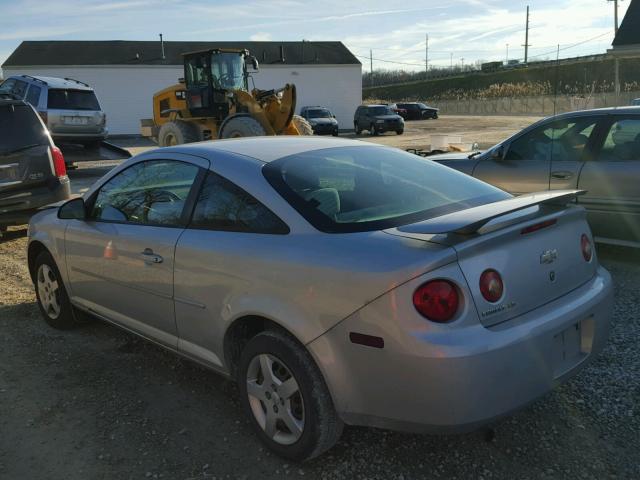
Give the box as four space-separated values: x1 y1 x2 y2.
395 102 439 120
299 106 339 136
632 98 640 106
354 104 404 135
29 137 612 461
387 103 408 118
0 75 107 148
0 96 70 232
430 107 640 247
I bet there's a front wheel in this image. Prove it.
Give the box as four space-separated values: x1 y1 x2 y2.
34 251 85 329
354 121 361 135
238 330 343 461
369 123 378 136
396 129 404 135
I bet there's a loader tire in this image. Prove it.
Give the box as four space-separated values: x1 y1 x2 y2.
291 115 314 135
158 121 200 147
219 115 267 139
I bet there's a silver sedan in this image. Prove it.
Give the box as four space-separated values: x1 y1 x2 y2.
27 137 613 461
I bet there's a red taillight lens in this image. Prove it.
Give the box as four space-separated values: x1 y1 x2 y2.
479 269 504 303
581 234 593 262
413 280 459 323
51 146 67 177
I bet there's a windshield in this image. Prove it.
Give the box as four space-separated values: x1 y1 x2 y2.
211 52 246 90
263 146 509 233
47 89 100 110
307 109 332 119
0 104 48 154
368 106 393 115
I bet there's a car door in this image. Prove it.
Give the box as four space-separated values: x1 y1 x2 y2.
577 114 640 244
473 116 599 195
173 169 289 370
65 154 207 347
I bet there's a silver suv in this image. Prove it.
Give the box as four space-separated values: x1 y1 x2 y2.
0 75 107 147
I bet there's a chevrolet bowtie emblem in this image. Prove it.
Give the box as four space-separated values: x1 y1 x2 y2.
540 249 558 264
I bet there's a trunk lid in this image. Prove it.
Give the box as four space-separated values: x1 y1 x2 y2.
390 191 597 327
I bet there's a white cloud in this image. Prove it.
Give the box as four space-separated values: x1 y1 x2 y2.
250 32 273 41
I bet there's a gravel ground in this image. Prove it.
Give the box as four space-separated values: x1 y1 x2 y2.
1 232 638 480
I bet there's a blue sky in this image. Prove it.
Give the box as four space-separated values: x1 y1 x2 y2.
0 0 630 71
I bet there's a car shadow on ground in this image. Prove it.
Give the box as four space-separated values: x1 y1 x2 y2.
0 227 27 243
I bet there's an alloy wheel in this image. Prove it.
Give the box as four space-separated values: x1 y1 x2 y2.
37 264 61 320
246 353 305 445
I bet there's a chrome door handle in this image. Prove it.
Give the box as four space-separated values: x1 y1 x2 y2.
551 171 573 180
141 248 163 264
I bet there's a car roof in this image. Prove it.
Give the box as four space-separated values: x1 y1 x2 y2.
553 106 640 118
11 75 93 90
161 136 375 163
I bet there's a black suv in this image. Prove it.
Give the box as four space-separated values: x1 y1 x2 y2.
0 96 71 232
393 102 439 120
299 106 339 136
354 105 404 135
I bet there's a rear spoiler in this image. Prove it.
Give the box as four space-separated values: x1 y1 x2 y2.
398 190 585 235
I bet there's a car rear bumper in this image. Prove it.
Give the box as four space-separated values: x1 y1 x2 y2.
0 177 71 226
51 131 108 143
308 266 613 433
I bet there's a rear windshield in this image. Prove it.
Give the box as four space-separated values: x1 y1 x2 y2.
263 146 509 233
47 89 100 110
0 104 48 155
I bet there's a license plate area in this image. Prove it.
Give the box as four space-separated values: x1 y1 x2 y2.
64 116 89 125
0 163 20 184
552 318 593 378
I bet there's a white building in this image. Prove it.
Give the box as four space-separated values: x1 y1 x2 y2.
2 40 362 135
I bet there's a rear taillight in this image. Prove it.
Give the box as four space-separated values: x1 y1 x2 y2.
581 234 593 262
413 280 459 323
479 269 504 303
51 146 67 177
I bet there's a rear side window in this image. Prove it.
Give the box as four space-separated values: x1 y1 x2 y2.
0 104 48 154
26 85 41 107
190 171 289 234
48 89 100 110
264 146 509 233
91 160 199 226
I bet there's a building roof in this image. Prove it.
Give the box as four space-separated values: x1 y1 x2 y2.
613 0 640 47
2 40 360 67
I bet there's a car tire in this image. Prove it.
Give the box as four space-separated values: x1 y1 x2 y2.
158 120 200 146
238 330 343 462
218 115 267 139
396 129 404 135
33 251 85 330
369 123 378 136
291 115 314 135
332 129 339 137
433 112 439 119
354 121 361 135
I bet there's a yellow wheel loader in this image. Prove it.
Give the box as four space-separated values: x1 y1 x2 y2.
140 48 312 146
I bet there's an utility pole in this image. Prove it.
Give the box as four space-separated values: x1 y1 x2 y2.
461 57 465 69
425 33 429 76
522 5 531 64
608 0 621 99
506 43 509 64
450 53 453 69
370 49 373 88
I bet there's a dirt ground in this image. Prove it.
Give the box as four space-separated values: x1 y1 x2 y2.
2 115 639 480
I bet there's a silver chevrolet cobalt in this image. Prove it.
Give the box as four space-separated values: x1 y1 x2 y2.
28 137 613 461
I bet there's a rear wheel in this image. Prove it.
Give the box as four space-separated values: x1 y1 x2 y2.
238 330 343 461
34 251 84 329
291 115 313 135
219 115 267 139
158 120 200 147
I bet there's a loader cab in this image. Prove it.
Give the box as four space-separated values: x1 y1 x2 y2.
183 49 251 120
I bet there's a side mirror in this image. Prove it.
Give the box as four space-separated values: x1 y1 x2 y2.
247 56 259 73
58 197 86 220
490 145 505 161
